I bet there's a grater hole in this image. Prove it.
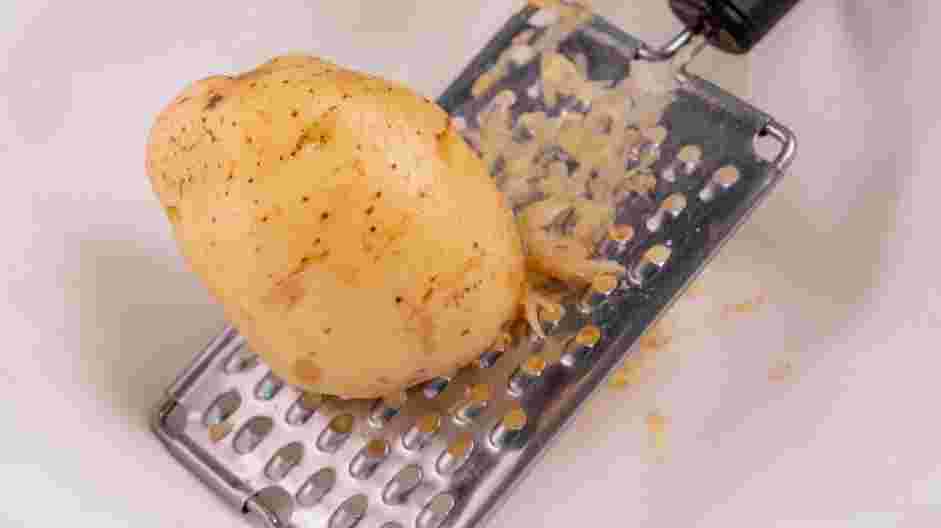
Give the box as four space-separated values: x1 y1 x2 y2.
436 433 475 474
203 389 241 426
285 392 322 425
329 494 368 528
508 355 547 396
382 464 423 505
265 442 304 481
255 371 284 401
248 486 294 527
416 493 457 528
349 438 389 479
317 414 355 453
402 413 441 451
296 467 336 507
452 384 491 424
422 377 451 399
629 244 672 285
223 342 259 373
233 416 274 454
368 393 406 428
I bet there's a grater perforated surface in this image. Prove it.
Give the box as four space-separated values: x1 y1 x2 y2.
151 4 795 528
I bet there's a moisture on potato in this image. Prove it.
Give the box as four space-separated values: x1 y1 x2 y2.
146 55 526 398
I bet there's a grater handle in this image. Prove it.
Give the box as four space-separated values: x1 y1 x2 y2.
669 0 800 54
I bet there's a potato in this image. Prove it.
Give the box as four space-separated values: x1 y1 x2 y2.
147 55 526 398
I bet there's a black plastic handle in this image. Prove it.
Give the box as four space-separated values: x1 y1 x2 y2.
669 0 800 54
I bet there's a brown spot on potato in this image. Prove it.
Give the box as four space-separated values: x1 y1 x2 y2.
204 93 224 110
294 359 322 384
263 275 306 310
434 123 458 166
397 298 436 356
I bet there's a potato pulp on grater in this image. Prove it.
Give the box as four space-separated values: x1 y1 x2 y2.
146 1 686 398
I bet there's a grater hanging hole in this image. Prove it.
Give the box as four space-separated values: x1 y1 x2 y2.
296 467 336 507
753 130 781 163
233 416 274 454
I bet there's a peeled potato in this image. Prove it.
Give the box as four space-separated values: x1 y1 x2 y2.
147 55 526 398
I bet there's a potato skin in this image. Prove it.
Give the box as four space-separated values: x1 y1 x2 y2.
146 55 526 398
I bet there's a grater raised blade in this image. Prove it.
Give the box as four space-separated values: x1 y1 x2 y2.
151 2 798 528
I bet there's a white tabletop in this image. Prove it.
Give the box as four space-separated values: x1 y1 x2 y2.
2 1 940 527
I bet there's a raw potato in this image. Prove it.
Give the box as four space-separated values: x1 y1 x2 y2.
147 55 526 398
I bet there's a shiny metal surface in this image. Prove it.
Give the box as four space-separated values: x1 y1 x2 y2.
151 5 795 528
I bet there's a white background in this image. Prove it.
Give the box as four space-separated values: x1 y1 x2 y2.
2 1 940 527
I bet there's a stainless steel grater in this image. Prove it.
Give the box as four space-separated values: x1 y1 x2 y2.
151 2 798 527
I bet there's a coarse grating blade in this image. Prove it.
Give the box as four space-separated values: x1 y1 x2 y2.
151 4 796 528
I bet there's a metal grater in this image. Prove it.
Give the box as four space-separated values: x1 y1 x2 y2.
151 2 798 528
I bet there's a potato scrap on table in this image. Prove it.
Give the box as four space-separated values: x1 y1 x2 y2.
646 411 669 456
